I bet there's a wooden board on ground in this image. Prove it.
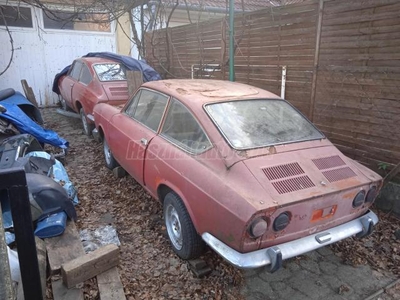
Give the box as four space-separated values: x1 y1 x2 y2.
97 267 126 300
51 280 83 300
21 79 39 107
61 244 119 288
45 221 85 275
126 71 143 98
45 220 125 300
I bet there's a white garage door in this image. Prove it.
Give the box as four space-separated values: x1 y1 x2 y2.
0 3 116 106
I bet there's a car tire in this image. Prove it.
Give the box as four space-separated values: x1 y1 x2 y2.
59 96 70 111
163 192 205 260
80 108 94 136
103 138 118 170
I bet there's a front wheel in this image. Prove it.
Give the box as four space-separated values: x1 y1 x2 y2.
103 138 118 170
80 108 94 136
164 192 205 260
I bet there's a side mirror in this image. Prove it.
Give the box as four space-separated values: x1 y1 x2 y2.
0 104 6 113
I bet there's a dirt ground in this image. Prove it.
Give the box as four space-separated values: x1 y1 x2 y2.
41 107 400 300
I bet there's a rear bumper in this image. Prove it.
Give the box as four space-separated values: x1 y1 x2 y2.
202 210 378 271
92 128 101 143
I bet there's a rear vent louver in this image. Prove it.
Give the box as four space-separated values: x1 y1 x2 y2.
263 163 315 194
271 176 315 194
109 87 128 97
312 155 345 170
263 162 305 180
312 155 357 183
322 167 357 183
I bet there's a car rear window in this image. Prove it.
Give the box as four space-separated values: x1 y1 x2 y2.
205 99 324 150
93 63 126 81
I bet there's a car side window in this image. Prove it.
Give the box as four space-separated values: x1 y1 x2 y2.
131 89 168 132
161 99 212 154
69 61 82 80
124 90 142 117
79 64 92 85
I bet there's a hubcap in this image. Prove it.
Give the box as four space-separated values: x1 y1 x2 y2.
104 140 111 165
165 204 183 250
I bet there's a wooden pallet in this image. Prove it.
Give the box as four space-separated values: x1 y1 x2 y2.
45 221 126 300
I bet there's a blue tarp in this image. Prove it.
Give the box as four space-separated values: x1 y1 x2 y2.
52 52 162 94
0 92 68 149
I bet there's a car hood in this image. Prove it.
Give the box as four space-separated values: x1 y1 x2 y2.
242 145 382 207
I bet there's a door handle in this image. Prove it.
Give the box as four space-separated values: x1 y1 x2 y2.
140 138 148 146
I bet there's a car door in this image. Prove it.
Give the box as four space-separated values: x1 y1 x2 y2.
109 88 169 185
61 61 82 109
73 62 94 114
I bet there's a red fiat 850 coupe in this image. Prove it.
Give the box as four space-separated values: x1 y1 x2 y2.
58 57 128 135
93 79 381 271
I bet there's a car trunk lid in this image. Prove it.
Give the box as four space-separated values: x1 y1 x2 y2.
243 145 374 207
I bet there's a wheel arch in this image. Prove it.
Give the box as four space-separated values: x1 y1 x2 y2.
157 183 201 234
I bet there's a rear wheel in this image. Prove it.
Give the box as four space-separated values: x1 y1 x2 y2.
103 138 118 170
164 192 205 259
80 108 94 136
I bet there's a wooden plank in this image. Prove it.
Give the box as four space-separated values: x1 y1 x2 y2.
61 244 119 289
45 221 85 275
21 79 39 107
126 71 143 99
51 280 83 300
97 267 126 300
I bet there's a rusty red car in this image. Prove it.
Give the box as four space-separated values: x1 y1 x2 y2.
58 57 128 135
93 79 381 271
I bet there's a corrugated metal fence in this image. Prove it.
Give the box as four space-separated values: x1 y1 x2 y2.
144 0 400 175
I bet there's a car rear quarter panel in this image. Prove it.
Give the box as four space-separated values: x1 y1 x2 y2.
144 136 265 252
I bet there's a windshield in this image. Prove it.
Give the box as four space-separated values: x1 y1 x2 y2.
93 63 126 81
205 99 324 150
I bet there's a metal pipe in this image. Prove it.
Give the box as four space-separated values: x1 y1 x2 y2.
281 66 287 98
147 1 249 14
229 0 235 82
0 204 14 300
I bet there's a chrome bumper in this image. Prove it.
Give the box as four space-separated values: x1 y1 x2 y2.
92 128 101 143
202 210 378 271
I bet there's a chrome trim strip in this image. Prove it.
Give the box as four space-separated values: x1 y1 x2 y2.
202 210 378 269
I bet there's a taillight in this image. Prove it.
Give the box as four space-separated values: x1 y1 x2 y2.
248 217 268 238
365 186 378 203
352 190 366 208
273 212 290 231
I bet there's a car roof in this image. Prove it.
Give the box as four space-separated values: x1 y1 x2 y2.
142 79 281 106
79 57 120 66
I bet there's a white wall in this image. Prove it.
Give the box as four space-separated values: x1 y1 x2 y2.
0 3 117 106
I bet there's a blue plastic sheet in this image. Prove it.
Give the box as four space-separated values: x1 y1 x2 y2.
0 92 68 149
